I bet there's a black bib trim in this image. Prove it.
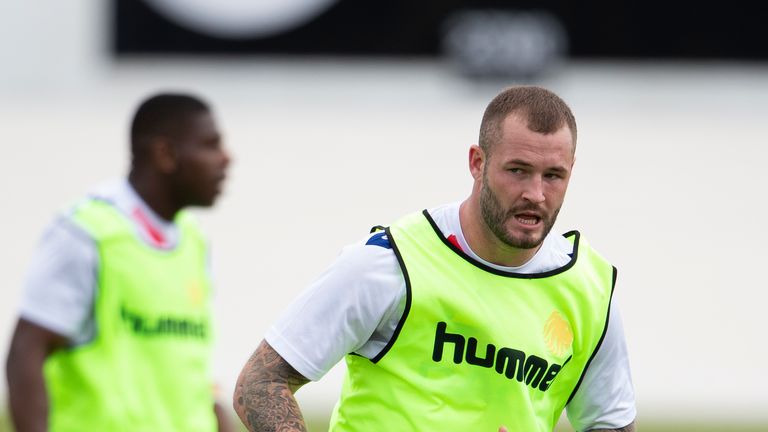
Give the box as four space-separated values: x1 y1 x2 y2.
370 225 412 363
566 265 618 404
422 209 580 279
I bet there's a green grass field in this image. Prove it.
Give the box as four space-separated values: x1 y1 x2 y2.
2 410 765 431
299 416 768 432
0 412 10 432
271 415 768 432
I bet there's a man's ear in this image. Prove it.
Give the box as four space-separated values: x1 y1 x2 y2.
468 145 485 181
150 137 177 174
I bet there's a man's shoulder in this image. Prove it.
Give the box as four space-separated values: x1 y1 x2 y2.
364 229 393 250
44 205 99 245
325 229 401 280
62 195 127 238
563 231 615 266
363 204 453 251
349 228 398 260
54 180 124 220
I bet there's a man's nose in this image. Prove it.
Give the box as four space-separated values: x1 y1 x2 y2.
221 147 233 168
521 176 545 203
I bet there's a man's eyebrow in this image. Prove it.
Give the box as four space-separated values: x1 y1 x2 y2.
507 159 569 172
507 159 534 167
547 166 569 173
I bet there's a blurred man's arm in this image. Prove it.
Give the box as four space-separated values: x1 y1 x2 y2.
5 318 68 432
234 340 310 432
214 399 236 432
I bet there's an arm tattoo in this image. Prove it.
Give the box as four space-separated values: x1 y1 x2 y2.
234 340 310 432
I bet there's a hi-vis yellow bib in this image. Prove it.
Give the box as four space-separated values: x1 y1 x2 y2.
44 199 216 432
330 210 615 432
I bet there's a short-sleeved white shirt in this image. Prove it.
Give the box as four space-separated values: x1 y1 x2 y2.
19 180 184 345
266 202 636 431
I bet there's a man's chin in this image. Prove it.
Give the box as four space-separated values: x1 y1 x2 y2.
189 195 218 208
504 231 545 250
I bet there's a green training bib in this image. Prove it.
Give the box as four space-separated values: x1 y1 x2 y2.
330 210 614 432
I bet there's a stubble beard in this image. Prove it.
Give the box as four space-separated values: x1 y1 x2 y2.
479 170 560 250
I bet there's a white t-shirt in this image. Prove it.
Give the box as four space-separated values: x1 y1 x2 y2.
19 180 184 345
266 202 636 431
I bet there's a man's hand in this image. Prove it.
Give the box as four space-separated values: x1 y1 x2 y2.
233 340 310 432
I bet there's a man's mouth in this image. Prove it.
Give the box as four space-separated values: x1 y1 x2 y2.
514 213 541 226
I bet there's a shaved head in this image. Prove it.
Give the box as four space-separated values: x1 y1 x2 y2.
479 86 577 158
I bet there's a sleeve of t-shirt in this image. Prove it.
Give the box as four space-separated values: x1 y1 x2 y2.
566 299 637 431
19 215 98 343
265 232 403 381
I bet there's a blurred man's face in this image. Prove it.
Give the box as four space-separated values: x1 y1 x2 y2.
171 111 231 207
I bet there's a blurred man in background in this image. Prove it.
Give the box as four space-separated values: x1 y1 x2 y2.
5 93 234 432
234 86 635 431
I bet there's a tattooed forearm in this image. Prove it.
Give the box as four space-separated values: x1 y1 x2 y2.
234 340 310 432
588 420 636 432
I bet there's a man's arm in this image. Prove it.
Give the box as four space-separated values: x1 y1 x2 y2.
588 421 636 432
5 318 68 432
566 303 636 431
214 399 236 432
499 420 635 432
233 340 310 432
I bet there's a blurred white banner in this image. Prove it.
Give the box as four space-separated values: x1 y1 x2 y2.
144 0 338 38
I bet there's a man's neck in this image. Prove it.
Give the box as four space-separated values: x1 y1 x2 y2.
128 172 179 221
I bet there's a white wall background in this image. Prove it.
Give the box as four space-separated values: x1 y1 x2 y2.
2 1 767 426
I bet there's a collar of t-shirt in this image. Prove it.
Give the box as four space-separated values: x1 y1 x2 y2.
430 201 574 274
89 179 179 249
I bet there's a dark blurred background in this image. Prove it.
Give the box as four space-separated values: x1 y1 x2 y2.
115 0 764 59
